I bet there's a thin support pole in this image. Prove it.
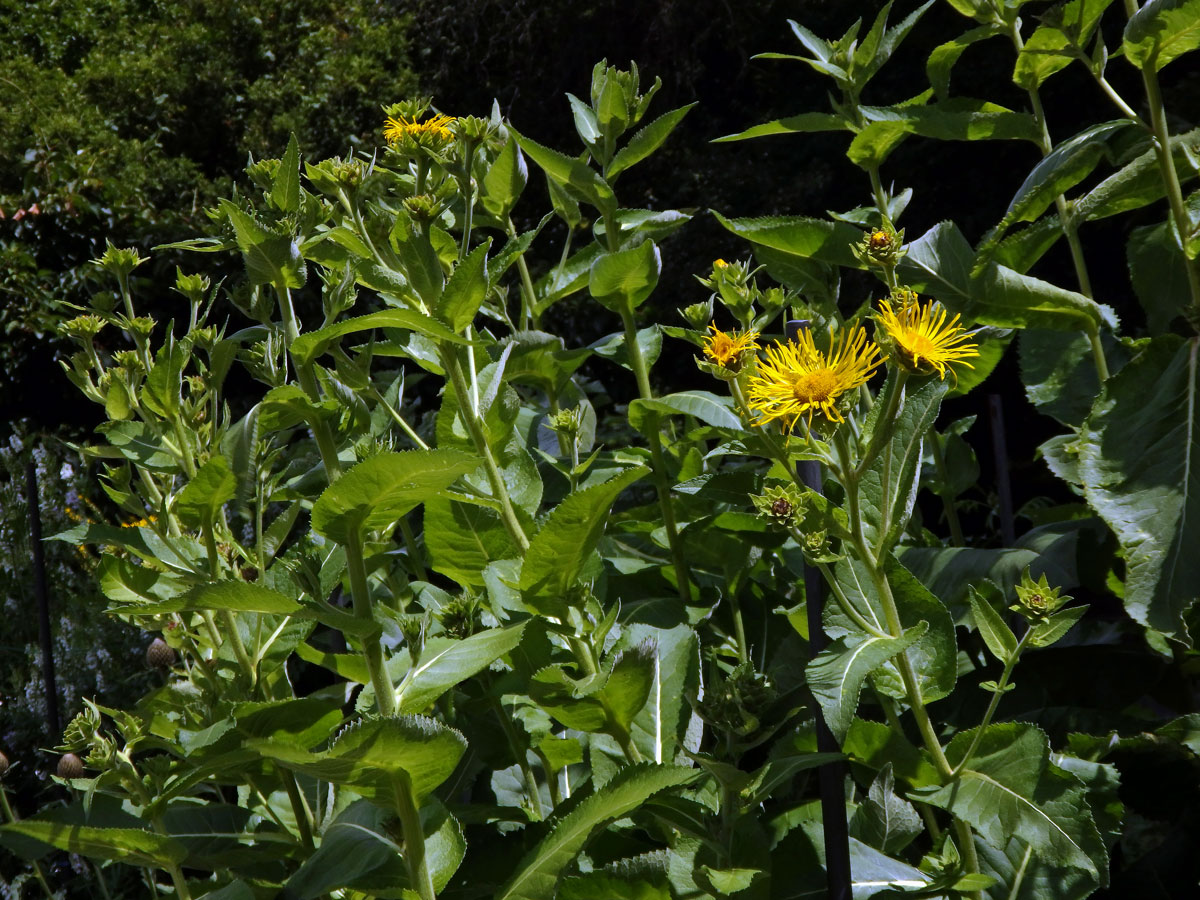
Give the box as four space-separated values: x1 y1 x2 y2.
987 395 1016 546
25 460 60 738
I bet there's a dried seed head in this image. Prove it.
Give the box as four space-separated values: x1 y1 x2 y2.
0 750 9 776
57 753 85 779
145 638 176 669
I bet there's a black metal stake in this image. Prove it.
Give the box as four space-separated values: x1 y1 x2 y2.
786 320 851 900
25 460 60 738
987 394 1015 546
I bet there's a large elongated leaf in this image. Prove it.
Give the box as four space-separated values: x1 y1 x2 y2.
311 450 479 544
1124 0 1200 70
175 453 237 531
495 764 698 900
806 623 926 742
424 497 519 588
0 821 186 868
509 127 617 220
857 98 1041 144
860 373 948 555
713 112 849 143
290 309 466 366
912 724 1107 877
219 200 305 288
712 212 865 269
608 103 696 178
249 715 466 805
1078 335 1200 643
589 241 661 313
627 390 741 435
109 581 301 616
520 466 649 617
438 238 492 331
396 623 527 713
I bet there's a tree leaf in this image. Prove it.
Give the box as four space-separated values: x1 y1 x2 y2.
1078 335 1200 643
712 112 849 143
0 821 186 868
712 212 865 269
437 238 492 331
509 127 616 221
174 453 237 531
589 241 661 313
482 136 528 219
609 103 696 178
272 133 301 213
860 373 948 555
520 466 649 617
495 764 698 900
1124 0 1200 70
290 309 467 367
848 763 924 855
912 724 1106 876
806 622 927 742
249 715 466 806
311 449 479 544
396 623 528 713
627 390 741 434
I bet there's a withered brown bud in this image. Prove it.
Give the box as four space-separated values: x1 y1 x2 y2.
57 753 85 779
0 750 9 776
145 638 176 669
240 566 259 582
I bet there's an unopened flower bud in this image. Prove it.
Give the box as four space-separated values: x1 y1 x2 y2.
146 638 176 669
57 753 85 779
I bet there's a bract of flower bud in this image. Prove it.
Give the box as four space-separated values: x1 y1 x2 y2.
59 315 106 342
174 269 211 303
1011 570 1070 621
128 316 156 339
92 241 147 279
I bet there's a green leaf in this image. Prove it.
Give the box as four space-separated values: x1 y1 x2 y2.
858 97 1042 144
928 25 1002 98
603 642 656 735
712 112 849 143
482 136 528 219
590 326 662 373
437 238 492 331
1124 0 1200 70
977 835 1101 900
1072 128 1200 222
806 623 926 742
895 220 975 309
311 450 479 544
1028 605 1088 647
495 764 697 900
250 715 466 805
712 212 865 269
235 696 345 750
219 199 305 288
969 586 1018 664
0 821 186 868
174 453 237 531
969 262 1109 331
560 871 671 900
1077 335 1200 643
291 309 467 367
520 466 649 617
396 623 527 713
424 497 519 588
1014 0 1114 88
609 103 696 179
627 390 741 435
860 374 948 555
912 724 1107 876
1128 221 1194 332
589 240 661 313
509 126 617 220
94 420 178 470
110 581 301 615
272 133 301 213
999 121 1131 230
848 763 923 855
1019 328 1128 427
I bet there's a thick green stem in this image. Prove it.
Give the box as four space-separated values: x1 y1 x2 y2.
440 347 531 551
814 560 891 639
346 531 397 716
295 362 343 480
617 305 691 603
280 768 316 851
1139 54 1200 314
954 817 983 900
854 371 908 480
219 609 257 688
395 771 438 900
1085 323 1111 382
507 215 541 330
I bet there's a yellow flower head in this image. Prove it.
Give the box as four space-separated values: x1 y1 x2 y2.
713 258 729 269
702 323 760 370
383 113 456 149
875 293 979 381
747 324 882 430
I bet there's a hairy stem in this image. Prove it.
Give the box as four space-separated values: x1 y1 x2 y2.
346 530 397 716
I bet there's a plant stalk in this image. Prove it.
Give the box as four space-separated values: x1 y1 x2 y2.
616 305 691 603
346 531 397 716
395 771 438 900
